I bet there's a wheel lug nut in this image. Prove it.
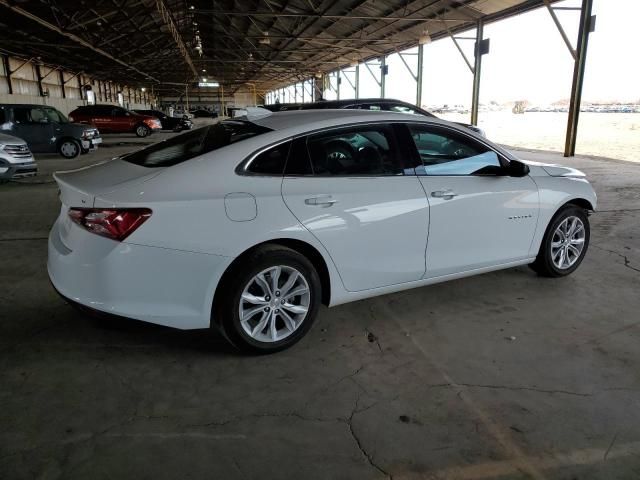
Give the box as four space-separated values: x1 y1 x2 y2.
265 307 270 311
276 291 280 296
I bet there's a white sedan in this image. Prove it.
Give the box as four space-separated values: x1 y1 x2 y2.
48 110 596 353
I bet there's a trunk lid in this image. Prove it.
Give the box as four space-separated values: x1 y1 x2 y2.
54 159 162 207
54 159 163 251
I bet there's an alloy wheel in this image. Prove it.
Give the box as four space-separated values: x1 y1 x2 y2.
238 266 311 343
550 216 586 270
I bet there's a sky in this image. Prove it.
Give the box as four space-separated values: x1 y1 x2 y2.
381 0 640 107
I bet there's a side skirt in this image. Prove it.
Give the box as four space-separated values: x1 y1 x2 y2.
329 258 536 307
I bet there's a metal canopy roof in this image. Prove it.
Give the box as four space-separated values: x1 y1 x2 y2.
0 0 555 94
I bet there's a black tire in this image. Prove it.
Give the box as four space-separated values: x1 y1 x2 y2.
58 139 81 159
530 205 590 277
135 124 151 137
214 245 321 354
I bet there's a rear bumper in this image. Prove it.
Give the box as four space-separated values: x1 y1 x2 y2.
47 218 231 330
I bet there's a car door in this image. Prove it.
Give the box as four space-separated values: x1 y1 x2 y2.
405 122 539 278
10 107 54 153
281 123 430 292
43 107 68 152
89 106 112 131
112 107 133 131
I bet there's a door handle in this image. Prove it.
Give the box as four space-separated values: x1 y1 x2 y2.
305 196 338 207
431 190 458 199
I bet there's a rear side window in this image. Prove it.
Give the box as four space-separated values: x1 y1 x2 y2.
357 104 383 111
246 141 291 175
389 104 418 114
13 107 47 123
123 121 272 168
305 125 403 176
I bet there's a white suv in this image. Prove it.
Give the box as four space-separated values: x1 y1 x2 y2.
0 133 37 181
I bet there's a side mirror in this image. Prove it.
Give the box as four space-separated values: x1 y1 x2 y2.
507 160 530 177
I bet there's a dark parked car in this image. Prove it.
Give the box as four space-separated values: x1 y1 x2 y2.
189 109 218 118
68 105 161 137
268 98 486 137
0 104 102 158
134 109 192 132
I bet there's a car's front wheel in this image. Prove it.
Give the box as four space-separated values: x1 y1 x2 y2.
135 124 151 137
58 139 80 159
215 245 321 354
531 205 590 277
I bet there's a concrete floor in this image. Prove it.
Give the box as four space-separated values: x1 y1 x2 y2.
1 133 639 480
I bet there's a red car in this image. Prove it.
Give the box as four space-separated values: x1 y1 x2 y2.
68 105 162 137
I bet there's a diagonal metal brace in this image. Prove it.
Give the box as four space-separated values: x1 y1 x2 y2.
544 0 577 60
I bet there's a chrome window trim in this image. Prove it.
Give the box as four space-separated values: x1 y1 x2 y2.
403 120 514 176
235 138 293 177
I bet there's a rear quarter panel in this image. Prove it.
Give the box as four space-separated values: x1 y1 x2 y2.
93 140 347 301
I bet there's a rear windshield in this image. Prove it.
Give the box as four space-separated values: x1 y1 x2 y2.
122 121 272 168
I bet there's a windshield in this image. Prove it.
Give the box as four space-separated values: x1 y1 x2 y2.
122 121 272 168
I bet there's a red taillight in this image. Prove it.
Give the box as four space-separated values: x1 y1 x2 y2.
68 208 152 241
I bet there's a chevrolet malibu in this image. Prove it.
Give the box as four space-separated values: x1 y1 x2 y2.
48 110 596 353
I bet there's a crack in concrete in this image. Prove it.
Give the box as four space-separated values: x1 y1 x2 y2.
604 431 619 461
0 236 49 242
431 383 591 397
592 244 640 273
594 208 640 213
346 395 392 479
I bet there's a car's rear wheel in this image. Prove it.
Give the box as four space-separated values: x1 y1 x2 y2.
58 139 80 159
215 245 321 354
135 124 151 137
530 205 590 277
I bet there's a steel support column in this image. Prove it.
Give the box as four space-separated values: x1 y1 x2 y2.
416 44 424 108
2 55 12 94
59 70 66 99
564 0 594 157
380 56 386 98
471 19 484 126
35 64 44 97
336 70 341 100
355 64 360 99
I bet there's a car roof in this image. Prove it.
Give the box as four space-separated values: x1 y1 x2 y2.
251 109 445 133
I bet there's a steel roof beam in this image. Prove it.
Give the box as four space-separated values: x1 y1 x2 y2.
0 0 159 82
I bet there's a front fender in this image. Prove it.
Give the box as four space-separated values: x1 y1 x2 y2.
528 176 596 257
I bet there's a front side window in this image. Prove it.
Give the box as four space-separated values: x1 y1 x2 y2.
247 141 291 175
123 121 272 168
44 108 68 123
408 124 501 176
305 125 402 176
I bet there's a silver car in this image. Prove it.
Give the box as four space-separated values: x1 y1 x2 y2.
0 133 37 181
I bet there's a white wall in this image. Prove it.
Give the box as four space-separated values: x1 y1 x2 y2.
0 93 152 116
1 54 156 115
